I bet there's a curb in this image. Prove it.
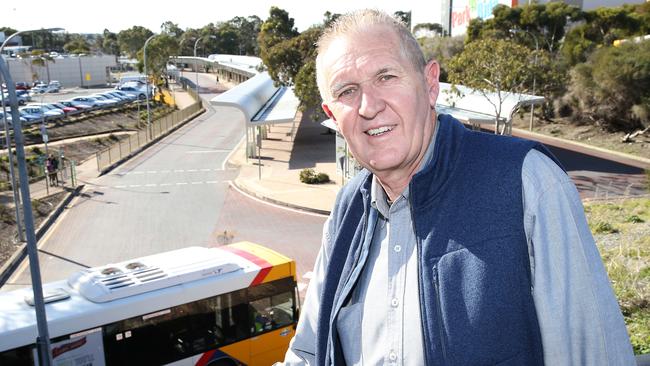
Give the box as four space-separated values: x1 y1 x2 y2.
0 184 84 287
98 107 206 176
230 179 330 216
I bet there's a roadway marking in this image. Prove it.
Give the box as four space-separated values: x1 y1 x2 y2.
129 185 141 188
186 150 230 154
144 184 156 187
191 181 203 185
176 182 188 185
206 181 220 184
187 169 197 172
111 168 225 176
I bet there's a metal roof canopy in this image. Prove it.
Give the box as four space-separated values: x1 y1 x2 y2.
438 82 544 134
210 72 300 157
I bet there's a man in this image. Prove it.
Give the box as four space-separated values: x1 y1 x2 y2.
280 9 635 366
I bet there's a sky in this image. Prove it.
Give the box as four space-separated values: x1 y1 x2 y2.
4 0 443 35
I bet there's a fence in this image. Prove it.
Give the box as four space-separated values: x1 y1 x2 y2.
95 100 203 172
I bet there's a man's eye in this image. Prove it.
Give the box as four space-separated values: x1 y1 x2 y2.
338 88 356 99
379 74 396 82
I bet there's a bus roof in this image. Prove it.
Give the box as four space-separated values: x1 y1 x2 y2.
0 242 295 352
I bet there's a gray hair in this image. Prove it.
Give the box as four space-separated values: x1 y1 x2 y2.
316 9 426 101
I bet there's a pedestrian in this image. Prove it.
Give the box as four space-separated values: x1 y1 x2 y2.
46 154 58 186
279 9 635 366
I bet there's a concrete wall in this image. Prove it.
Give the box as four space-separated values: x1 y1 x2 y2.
4 55 117 87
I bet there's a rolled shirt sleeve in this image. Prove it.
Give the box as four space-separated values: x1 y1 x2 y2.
522 149 635 365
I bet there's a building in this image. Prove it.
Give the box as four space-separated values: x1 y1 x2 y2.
3 55 117 88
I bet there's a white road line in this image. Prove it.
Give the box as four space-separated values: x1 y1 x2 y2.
187 169 197 172
205 180 221 184
129 185 141 188
191 181 203 185
303 271 314 280
115 185 127 188
147 171 157 174
133 171 144 175
145 184 156 187
159 183 173 186
174 170 184 173
186 150 230 154
176 182 188 185
160 170 171 173
200 169 211 172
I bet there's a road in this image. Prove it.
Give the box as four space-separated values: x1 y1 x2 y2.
4 72 326 293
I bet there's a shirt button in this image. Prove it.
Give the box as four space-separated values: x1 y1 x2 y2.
391 298 399 307
393 245 401 253
389 351 397 361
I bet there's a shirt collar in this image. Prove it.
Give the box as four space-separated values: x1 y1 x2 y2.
370 117 440 218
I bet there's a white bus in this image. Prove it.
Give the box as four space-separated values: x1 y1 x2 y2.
0 242 299 366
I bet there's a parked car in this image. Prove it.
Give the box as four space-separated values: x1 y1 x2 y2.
60 100 93 111
30 83 60 95
49 102 79 115
19 106 62 120
91 94 120 107
0 110 27 125
108 90 137 102
115 84 151 100
98 92 129 104
15 82 31 90
17 109 41 123
66 96 106 108
1 91 29 106
28 103 65 116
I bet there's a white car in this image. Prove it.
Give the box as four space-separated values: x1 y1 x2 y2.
115 84 151 100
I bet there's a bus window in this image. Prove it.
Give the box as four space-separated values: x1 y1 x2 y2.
249 278 296 335
0 345 35 366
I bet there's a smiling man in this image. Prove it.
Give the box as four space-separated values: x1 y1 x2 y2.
279 9 634 366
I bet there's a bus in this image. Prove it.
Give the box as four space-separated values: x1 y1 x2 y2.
0 242 299 366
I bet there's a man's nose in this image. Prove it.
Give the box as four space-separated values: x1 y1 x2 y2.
358 87 385 119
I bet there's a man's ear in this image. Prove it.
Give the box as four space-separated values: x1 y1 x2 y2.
425 60 441 107
322 103 336 123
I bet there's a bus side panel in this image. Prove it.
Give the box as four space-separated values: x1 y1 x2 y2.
217 340 251 365
249 326 294 366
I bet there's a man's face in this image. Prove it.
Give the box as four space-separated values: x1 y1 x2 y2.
320 26 440 178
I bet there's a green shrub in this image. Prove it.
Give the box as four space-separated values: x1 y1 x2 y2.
625 215 645 224
299 168 330 184
592 221 619 234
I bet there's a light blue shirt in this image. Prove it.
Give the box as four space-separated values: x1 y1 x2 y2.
280 133 635 366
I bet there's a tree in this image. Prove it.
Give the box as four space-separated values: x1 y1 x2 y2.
63 35 91 54
136 33 178 90
393 11 412 30
323 11 341 27
447 39 534 133
160 21 183 38
101 29 120 58
118 26 154 58
258 6 299 64
562 41 650 132
419 36 464 82
413 23 445 37
229 16 262 55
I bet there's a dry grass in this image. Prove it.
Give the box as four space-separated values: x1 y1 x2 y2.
585 197 650 354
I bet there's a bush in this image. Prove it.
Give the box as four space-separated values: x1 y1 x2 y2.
564 41 650 131
592 221 619 234
299 168 330 184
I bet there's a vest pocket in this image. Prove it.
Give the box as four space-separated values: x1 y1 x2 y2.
430 236 531 364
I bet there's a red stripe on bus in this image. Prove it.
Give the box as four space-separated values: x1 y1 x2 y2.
221 246 272 285
196 349 216 366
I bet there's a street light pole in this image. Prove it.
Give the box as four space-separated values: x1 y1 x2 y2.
143 34 156 141
0 26 64 366
193 35 216 97
510 29 539 131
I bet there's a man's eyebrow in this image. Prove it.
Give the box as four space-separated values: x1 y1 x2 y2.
330 81 354 96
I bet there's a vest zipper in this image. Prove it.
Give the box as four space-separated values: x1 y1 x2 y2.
432 264 448 362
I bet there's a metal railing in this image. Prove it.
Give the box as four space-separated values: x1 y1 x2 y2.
95 101 203 172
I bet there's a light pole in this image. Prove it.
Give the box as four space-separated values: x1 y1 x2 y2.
0 26 63 366
193 35 216 97
510 28 539 131
143 34 157 141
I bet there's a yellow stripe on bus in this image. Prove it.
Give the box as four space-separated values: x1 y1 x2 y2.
229 242 296 284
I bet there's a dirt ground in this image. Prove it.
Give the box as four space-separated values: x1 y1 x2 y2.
0 191 67 267
512 113 650 160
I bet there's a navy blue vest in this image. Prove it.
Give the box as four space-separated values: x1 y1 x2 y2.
316 114 559 365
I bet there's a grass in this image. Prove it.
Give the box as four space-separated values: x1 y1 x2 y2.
585 197 650 354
